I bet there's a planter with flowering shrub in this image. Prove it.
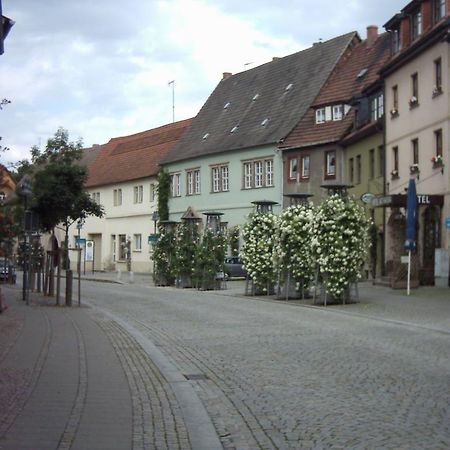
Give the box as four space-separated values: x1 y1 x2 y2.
311 194 370 303
241 212 277 295
273 204 315 299
173 221 200 288
431 154 444 168
192 229 226 290
152 226 176 286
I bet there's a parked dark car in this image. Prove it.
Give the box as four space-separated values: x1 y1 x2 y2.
224 256 247 279
0 257 16 283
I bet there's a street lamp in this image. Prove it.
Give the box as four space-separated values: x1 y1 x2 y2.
18 177 32 305
251 199 278 214
203 211 223 233
76 218 84 306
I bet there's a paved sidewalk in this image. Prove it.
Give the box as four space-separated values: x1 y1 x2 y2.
0 287 195 450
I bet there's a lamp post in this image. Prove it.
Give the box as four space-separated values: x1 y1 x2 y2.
283 193 313 207
18 177 32 305
251 199 278 214
76 219 84 306
203 211 223 233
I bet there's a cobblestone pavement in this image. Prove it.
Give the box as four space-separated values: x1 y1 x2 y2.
77 280 450 450
0 287 193 450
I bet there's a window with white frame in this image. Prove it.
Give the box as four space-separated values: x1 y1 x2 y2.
315 108 326 124
133 234 142 251
133 185 143 204
411 10 422 40
111 235 116 262
325 151 336 178
244 162 253 189
435 0 446 22
170 172 181 197
150 183 156 202
332 105 343 121
211 164 229 193
91 192 100 204
221 165 229 191
265 159 273 186
113 188 122 206
300 155 310 179
186 168 201 195
370 92 384 121
242 158 274 189
288 158 298 180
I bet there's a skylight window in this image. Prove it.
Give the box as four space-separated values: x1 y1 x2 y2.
223 102 231 109
357 68 368 79
230 125 239 133
285 83 293 91
261 118 269 126
252 94 260 101
202 133 210 140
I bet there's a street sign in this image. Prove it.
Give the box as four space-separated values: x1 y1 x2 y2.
445 217 450 229
85 240 94 261
361 192 375 204
148 234 159 243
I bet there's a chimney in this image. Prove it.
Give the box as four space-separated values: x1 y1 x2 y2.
222 72 232 80
366 25 378 47
272 57 280 61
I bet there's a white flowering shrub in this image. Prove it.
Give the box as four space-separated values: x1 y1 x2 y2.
240 213 277 293
273 204 315 289
311 194 370 299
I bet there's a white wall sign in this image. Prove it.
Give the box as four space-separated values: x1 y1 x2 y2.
85 240 94 262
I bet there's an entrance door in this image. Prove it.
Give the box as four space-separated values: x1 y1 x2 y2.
422 206 440 285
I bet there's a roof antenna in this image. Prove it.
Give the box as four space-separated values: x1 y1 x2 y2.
168 80 175 123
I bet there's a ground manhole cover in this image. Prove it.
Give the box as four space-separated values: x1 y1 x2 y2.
183 373 209 380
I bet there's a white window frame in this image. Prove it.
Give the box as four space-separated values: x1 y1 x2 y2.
325 151 336 178
194 170 201 194
332 104 343 121
170 172 181 197
265 159 273 187
187 171 194 195
212 167 220 192
315 108 326 124
133 234 142 251
113 188 122 206
288 158 298 180
221 165 229 192
211 164 229 193
254 161 263 188
133 185 143 204
301 155 310 179
150 183 156 202
244 162 253 189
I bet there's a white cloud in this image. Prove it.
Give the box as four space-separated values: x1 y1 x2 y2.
0 0 406 166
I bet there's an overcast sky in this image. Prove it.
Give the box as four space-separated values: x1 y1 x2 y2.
1 0 405 165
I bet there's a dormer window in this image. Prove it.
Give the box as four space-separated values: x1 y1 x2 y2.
411 10 422 40
261 118 269 126
285 83 293 91
252 94 260 101
434 0 446 23
223 102 231 109
202 133 210 140
316 108 326 124
230 125 239 133
357 68 368 79
392 28 401 54
332 105 343 121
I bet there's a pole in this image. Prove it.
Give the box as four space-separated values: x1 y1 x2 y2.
77 226 81 307
168 80 175 123
407 249 411 296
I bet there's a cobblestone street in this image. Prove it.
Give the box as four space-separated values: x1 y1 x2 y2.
1 277 450 449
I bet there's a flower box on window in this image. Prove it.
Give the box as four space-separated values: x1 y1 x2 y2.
431 154 444 167
390 169 399 179
409 164 419 174
432 86 443 98
409 96 419 108
390 108 399 118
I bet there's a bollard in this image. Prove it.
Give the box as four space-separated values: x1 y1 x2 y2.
129 271 134 284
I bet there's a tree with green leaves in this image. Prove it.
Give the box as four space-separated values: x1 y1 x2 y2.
30 127 104 268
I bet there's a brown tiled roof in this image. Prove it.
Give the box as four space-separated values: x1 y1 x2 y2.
282 109 355 149
162 32 358 165
86 119 192 188
281 33 391 149
314 33 391 106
